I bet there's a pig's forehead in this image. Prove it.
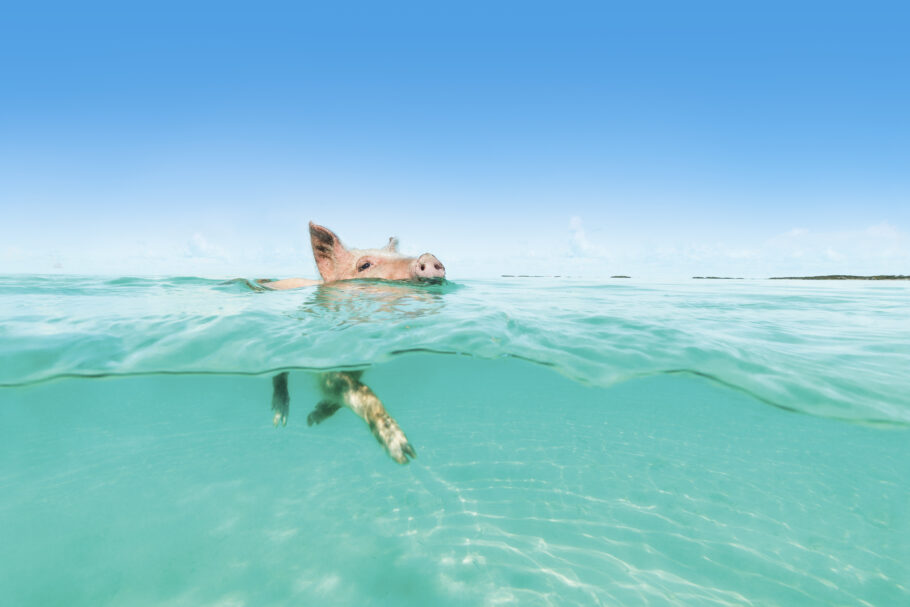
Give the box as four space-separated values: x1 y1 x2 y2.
349 247 413 261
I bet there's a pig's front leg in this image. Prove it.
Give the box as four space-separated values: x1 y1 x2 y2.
307 400 341 426
320 371 416 464
271 372 290 427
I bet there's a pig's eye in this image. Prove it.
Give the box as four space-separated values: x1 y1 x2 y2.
358 261 372 272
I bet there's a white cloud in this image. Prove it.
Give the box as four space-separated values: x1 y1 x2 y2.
824 248 844 261
2 245 25 260
452 220 909 279
863 222 900 239
5 217 908 280
783 228 809 238
184 233 228 262
753 222 910 274
568 216 611 260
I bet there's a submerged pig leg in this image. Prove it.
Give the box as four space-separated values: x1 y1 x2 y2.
307 400 341 426
319 371 416 464
271 372 290 427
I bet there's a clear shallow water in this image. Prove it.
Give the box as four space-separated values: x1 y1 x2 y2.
1 276 908 606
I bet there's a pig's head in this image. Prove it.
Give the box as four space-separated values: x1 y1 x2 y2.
309 222 446 283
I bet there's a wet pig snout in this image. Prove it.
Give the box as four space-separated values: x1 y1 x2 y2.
414 253 446 280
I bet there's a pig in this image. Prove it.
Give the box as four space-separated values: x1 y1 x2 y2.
263 222 446 464
260 222 445 290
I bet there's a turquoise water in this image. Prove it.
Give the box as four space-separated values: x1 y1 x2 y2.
1 276 908 606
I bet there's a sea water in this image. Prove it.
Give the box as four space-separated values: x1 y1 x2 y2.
1 276 908 606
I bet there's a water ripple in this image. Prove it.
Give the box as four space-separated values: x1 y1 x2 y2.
1 276 909 424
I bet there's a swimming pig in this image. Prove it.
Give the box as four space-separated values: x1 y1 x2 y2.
261 222 445 290
263 222 446 464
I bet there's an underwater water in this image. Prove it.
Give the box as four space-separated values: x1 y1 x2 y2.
1 276 908 606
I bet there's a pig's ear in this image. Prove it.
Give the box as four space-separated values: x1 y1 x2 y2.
309 222 351 281
383 237 399 253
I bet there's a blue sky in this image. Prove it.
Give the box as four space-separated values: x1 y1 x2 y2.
1 1 908 278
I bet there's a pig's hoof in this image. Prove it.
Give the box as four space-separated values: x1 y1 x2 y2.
271 372 290 427
371 415 417 464
398 441 418 464
307 400 341 426
271 394 289 427
388 435 417 464
271 399 289 427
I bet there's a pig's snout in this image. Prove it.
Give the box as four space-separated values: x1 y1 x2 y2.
413 253 445 280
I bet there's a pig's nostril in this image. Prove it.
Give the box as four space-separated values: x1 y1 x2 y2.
420 264 426 271
434 264 442 271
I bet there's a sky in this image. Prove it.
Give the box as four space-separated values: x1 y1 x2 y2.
1 0 908 278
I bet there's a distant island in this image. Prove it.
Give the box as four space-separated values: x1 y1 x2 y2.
610 275 631 278
769 275 910 280
693 276 744 280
